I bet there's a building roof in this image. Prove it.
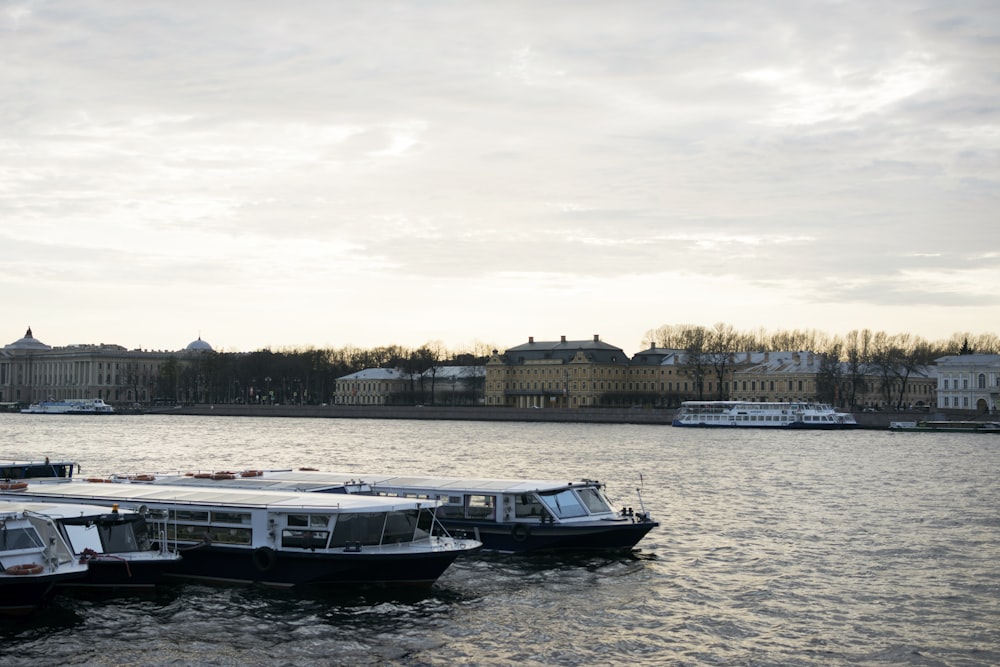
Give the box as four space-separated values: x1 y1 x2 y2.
185 336 214 352
338 368 416 381
501 335 627 365
4 327 52 351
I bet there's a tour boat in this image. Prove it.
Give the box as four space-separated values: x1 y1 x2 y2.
14 501 182 590
20 398 115 415
0 481 481 589
1 458 78 481
0 504 90 615
104 469 658 554
671 401 857 429
889 420 1000 433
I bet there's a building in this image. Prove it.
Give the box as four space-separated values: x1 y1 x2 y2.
334 368 417 405
0 327 210 407
485 335 630 408
934 354 1000 414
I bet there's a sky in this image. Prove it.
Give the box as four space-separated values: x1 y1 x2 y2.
2 1 998 356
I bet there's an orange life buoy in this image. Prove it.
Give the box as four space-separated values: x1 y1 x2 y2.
212 473 236 480
131 474 156 482
6 563 44 575
240 470 263 477
299 467 318 471
86 478 109 483
193 473 213 479
0 481 28 491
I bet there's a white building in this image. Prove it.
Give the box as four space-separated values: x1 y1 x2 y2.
934 354 1000 414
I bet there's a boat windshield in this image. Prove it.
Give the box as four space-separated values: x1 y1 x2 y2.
576 487 613 514
538 489 589 519
0 526 44 551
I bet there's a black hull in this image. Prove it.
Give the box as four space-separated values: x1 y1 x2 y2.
0 571 88 615
162 544 463 588
442 519 657 553
58 559 177 591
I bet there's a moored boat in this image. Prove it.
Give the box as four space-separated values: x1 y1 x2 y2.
20 398 115 415
0 504 90 615
106 469 659 554
15 501 181 590
0 481 481 589
671 401 857 429
1 458 78 481
889 420 1000 433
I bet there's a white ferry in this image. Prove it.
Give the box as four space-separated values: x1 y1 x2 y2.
672 401 857 429
102 469 658 554
889 420 1000 434
0 481 481 589
21 398 115 415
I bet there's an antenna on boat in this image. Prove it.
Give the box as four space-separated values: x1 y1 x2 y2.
636 473 648 518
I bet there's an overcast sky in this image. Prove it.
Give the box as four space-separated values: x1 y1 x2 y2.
3 1 998 355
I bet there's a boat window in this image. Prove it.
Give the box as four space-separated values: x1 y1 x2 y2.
171 509 209 523
208 527 252 545
330 512 387 547
1 526 44 550
383 509 423 543
64 523 104 553
101 522 142 552
281 529 330 549
539 489 588 519
211 511 251 525
577 488 613 514
514 494 546 518
464 495 495 520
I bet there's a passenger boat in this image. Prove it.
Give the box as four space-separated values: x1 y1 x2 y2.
0 504 90 615
671 401 857 429
14 501 181 590
20 398 115 415
1 458 78 481
105 469 659 554
0 481 481 589
889 420 1000 433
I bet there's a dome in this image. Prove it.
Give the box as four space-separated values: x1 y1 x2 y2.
185 336 213 352
4 327 52 351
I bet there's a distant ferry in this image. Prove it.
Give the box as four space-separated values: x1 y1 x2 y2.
889 420 1000 434
672 401 857 429
21 399 115 415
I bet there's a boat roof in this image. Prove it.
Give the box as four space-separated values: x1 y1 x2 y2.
146 470 602 495
0 500 138 520
5 481 441 513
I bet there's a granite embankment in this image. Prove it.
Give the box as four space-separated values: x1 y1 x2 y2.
148 404 899 428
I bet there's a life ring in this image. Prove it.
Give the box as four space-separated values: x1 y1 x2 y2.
299 467 318 471
241 470 263 478
511 524 531 543
0 481 28 491
252 547 278 572
212 473 236 480
132 474 156 482
193 473 213 479
86 478 109 483
6 563 44 575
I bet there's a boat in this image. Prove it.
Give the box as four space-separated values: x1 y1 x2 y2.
671 401 857 429
0 504 90 615
13 500 181 590
20 398 115 415
103 469 659 554
1 458 78 481
889 420 1000 433
0 481 481 589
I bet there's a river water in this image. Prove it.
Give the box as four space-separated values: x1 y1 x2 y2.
1 414 998 666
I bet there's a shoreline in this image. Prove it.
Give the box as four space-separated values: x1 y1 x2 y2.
143 404 905 429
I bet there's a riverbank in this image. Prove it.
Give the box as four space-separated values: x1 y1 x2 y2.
145 404 907 429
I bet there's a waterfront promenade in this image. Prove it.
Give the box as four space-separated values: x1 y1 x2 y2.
149 404 902 429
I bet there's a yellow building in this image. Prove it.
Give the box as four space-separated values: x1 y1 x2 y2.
485 335 630 408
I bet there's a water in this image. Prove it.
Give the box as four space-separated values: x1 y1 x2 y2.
1 414 998 666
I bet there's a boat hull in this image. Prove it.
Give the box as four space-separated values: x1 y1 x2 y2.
0 570 89 615
443 519 657 553
671 420 856 430
61 555 181 591
162 544 465 588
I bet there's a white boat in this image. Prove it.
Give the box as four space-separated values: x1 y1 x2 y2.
20 398 115 415
889 420 1000 433
103 469 659 554
0 504 90 615
14 501 181 591
672 401 857 429
0 481 481 589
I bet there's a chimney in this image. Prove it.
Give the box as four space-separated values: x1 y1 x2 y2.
764 351 770 362
593 334 599 342
528 336 534 344
561 335 566 343
793 352 801 364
